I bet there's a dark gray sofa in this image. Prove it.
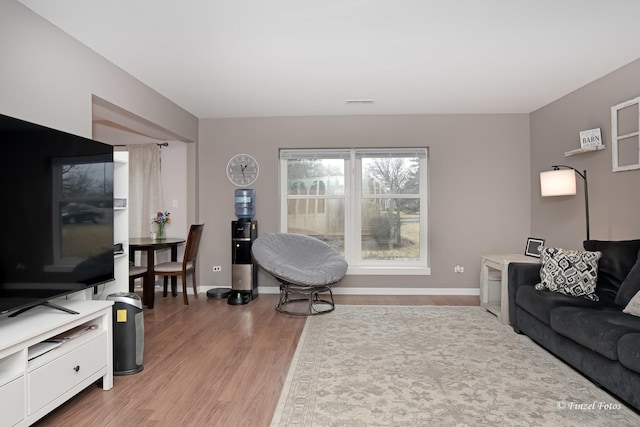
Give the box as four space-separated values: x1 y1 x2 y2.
508 239 640 411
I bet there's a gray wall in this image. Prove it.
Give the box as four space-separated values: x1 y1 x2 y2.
0 0 197 142
0 0 199 297
199 114 531 291
530 59 640 249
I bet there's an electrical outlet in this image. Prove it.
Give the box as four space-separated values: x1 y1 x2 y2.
454 265 464 273
212 266 222 272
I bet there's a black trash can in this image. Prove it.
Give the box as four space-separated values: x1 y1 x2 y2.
107 292 144 375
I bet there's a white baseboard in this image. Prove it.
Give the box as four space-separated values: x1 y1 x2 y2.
256 286 480 296
170 285 479 297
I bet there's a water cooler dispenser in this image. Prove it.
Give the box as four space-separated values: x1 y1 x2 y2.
229 220 258 305
228 188 258 305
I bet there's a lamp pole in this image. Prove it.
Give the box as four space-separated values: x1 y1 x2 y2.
552 165 589 240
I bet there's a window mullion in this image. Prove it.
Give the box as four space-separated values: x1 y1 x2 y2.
419 156 428 265
279 157 287 231
349 151 361 264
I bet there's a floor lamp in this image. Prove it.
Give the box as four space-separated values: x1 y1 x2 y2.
539 165 590 240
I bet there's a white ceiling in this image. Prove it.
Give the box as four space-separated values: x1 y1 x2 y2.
17 0 640 119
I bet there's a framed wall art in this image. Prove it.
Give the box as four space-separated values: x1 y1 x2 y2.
525 237 545 258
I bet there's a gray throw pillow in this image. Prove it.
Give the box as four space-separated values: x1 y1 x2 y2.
623 290 640 317
535 247 601 301
615 248 640 306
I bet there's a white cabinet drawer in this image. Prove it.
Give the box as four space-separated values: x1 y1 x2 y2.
28 333 107 415
0 376 25 427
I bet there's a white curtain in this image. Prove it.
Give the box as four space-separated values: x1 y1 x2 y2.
128 144 164 239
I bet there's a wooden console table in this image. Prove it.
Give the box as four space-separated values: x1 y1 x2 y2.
480 254 540 325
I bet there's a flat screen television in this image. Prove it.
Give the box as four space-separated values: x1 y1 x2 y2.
0 113 114 316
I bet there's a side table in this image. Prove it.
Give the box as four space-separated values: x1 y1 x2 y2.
480 254 540 324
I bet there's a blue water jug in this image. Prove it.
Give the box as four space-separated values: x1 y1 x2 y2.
235 188 255 219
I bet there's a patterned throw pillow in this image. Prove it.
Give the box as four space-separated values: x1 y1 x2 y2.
534 247 602 301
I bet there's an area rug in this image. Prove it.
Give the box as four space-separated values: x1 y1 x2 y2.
270 305 640 426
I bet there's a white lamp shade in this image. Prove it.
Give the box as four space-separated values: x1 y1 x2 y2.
540 169 576 196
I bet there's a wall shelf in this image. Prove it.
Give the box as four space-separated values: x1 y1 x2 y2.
564 145 606 157
112 151 129 295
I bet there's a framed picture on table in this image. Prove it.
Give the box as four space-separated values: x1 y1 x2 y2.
525 237 545 258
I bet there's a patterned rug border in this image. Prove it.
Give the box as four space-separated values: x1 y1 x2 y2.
270 307 314 425
270 305 639 427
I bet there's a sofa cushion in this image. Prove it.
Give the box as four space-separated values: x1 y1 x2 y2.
616 249 640 307
535 247 601 300
584 239 640 306
618 333 640 374
550 307 640 361
516 285 600 326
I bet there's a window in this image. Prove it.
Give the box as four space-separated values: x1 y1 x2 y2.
280 148 429 275
612 96 640 172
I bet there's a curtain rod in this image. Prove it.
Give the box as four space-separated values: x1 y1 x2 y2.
113 142 169 147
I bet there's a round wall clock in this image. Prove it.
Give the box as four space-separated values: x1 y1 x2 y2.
226 154 259 187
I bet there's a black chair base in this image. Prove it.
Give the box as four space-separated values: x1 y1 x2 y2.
276 282 335 316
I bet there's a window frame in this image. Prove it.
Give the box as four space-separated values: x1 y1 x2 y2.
279 148 430 275
611 96 640 172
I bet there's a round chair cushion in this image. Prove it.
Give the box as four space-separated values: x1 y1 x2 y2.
252 233 348 286
129 266 147 276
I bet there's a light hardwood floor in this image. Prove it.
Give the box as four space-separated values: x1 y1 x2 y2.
36 292 479 426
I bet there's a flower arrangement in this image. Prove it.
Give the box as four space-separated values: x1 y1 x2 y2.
152 211 171 240
152 211 171 225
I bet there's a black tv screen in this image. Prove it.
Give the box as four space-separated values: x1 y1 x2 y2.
0 113 114 315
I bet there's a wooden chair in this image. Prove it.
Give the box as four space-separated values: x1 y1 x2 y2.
129 264 147 293
153 224 205 305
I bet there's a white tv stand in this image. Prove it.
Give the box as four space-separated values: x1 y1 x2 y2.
0 300 113 427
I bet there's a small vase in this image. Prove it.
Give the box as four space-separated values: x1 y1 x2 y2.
155 222 166 240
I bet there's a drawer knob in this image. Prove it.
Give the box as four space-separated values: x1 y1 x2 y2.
73 365 80 372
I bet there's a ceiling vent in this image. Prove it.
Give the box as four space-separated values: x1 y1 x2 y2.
345 99 376 104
